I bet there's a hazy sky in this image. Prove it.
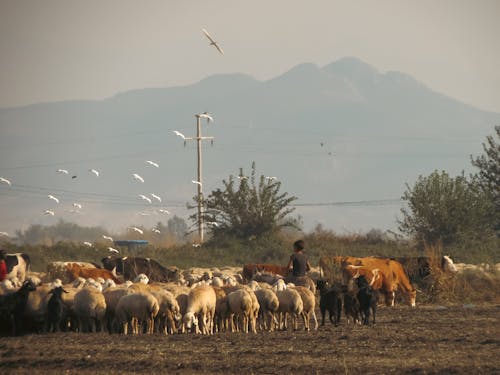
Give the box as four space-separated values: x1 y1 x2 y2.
0 0 499 112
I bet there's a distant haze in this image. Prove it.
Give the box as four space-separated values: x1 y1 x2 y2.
0 57 498 237
0 1 499 112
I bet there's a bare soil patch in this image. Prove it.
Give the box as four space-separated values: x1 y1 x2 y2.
0 305 499 374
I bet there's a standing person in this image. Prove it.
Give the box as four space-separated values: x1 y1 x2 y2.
0 249 8 282
286 239 311 280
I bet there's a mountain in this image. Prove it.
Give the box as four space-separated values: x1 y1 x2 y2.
0 57 498 235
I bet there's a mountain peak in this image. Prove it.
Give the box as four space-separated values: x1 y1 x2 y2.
322 57 380 83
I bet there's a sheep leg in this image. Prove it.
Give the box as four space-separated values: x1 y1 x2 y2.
312 310 318 330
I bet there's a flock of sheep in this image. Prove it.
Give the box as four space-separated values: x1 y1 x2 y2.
0 264 320 336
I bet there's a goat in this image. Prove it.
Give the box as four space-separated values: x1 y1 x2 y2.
0 279 37 335
356 275 377 325
316 279 342 326
46 286 69 332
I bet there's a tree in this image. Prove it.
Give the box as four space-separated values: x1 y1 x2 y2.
398 170 494 247
471 125 500 234
191 162 299 240
167 216 188 240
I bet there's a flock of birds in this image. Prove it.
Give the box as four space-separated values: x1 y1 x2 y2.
0 28 280 250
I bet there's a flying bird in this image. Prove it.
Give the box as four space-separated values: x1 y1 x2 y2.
151 193 162 202
146 160 159 168
173 130 186 140
89 169 100 177
72 175 77 179
266 176 277 181
0 177 12 186
158 209 170 214
44 210 55 216
102 235 113 242
207 221 219 227
139 194 152 204
48 194 60 204
83 241 93 247
130 227 144 235
198 112 214 123
138 212 151 216
192 180 202 186
202 28 224 55
192 243 201 248
237 175 248 180
108 247 119 254
73 203 83 209
133 173 145 183
0 231 9 237
57 169 69 174
152 228 161 234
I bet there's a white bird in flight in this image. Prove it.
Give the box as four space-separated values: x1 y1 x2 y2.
202 28 224 55
192 180 202 186
139 212 151 216
130 226 144 235
158 209 170 214
57 169 69 174
48 194 60 204
207 221 219 227
73 203 82 209
89 169 100 177
83 241 93 247
152 228 161 234
139 194 152 204
102 235 113 242
198 112 214 123
108 247 119 254
173 130 186 140
44 210 55 216
133 173 145 183
192 243 201 248
0 231 9 237
0 177 12 186
151 193 162 202
146 160 159 168
266 176 277 181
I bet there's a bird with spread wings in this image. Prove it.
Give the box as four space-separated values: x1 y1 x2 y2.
202 28 224 55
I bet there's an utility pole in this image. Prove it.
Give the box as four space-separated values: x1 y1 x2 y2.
180 113 214 243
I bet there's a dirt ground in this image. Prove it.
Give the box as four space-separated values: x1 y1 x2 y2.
0 304 499 374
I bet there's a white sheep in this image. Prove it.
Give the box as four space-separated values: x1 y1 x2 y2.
227 289 254 333
182 285 216 335
134 273 150 284
291 285 318 331
102 286 134 332
254 288 279 332
73 287 107 332
276 288 303 331
115 292 160 334
150 289 181 335
273 279 287 292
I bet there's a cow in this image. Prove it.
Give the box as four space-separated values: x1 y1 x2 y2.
66 263 122 284
101 256 179 282
4 253 31 282
242 264 290 281
342 257 416 307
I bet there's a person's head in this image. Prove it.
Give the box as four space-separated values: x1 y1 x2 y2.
0 249 6 261
293 240 305 252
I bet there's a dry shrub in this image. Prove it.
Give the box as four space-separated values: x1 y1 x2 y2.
420 242 457 303
421 242 500 304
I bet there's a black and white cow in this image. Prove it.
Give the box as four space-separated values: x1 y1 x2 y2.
5 253 31 282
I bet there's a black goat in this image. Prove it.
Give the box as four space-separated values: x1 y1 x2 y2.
343 289 361 325
46 286 69 332
0 279 37 335
316 279 342 326
356 275 377 325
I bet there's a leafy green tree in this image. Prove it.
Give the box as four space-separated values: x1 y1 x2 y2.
398 170 494 246
191 162 299 240
471 125 500 234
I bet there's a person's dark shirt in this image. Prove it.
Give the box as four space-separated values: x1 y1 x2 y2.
290 252 309 277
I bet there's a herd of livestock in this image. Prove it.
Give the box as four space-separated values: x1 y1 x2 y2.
0 251 496 336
